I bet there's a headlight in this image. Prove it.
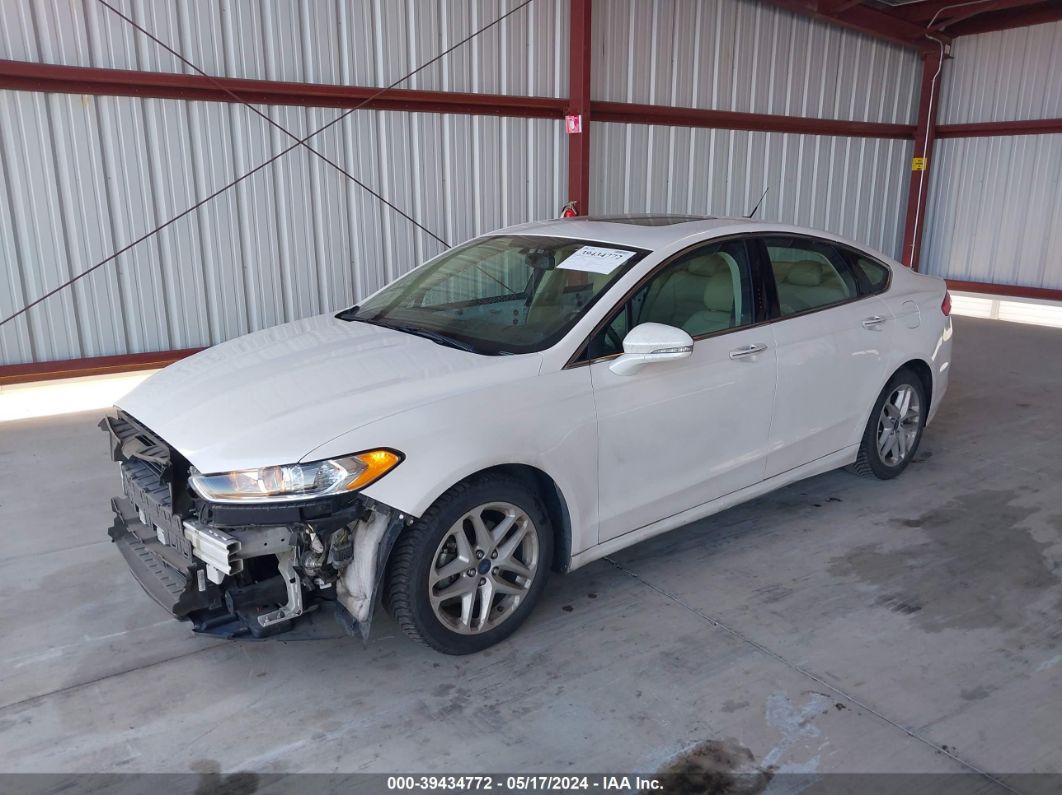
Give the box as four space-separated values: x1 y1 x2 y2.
189 449 402 503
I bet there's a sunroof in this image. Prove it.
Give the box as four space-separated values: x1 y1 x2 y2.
587 214 713 226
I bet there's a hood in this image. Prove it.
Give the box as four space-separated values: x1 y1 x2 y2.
117 314 542 473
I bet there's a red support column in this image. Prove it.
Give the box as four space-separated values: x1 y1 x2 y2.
901 49 945 271
567 0 592 216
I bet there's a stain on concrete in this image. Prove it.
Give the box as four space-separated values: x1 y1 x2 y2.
427 686 471 719
754 584 793 605
828 489 1058 632
648 738 773 795
960 685 993 701
875 593 923 615
191 759 259 795
561 605 574 613
763 691 830 771
721 699 749 713
1036 653 1062 672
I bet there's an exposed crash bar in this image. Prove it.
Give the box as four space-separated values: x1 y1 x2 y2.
183 520 242 577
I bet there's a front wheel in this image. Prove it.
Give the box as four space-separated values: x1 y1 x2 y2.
385 474 552 654
849 369 926 480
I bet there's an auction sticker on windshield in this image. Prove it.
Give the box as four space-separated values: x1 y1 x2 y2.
559 246 636 275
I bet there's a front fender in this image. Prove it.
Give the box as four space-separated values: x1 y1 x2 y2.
304 366 600 558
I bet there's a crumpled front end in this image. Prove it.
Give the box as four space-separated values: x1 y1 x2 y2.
102 411 408 640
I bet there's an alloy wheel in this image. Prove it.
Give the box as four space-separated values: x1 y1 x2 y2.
876 384 921 467
428 501 540 634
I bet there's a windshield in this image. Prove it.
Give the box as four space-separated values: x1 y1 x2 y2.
338 235 646 355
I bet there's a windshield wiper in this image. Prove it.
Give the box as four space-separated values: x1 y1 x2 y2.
349 316 478 353
390 324 478 353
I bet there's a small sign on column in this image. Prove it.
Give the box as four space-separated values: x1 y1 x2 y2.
565 114 583 135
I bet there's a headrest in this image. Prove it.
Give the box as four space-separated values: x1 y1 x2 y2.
785 261 825 286
687 253 729 277
702 272 735 312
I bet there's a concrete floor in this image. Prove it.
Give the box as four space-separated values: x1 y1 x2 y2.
0 316 1060 789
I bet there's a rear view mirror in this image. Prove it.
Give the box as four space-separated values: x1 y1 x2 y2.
609 323 693 376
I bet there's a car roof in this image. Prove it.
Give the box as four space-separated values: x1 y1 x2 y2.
496 214 892 262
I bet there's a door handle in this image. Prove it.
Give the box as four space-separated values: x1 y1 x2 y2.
862 315 887 330
729 343 768 360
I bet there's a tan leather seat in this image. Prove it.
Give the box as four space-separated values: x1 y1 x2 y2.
683 271 736 334
775 259 849 313
641 253 732 330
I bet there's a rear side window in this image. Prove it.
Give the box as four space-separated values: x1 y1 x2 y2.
764 237 859 317
852 255 891 295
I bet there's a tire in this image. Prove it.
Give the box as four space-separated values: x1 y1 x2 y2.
849 368 927 480
385 473 553 654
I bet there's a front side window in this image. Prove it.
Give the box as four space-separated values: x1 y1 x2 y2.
765 237 859 317
339 236 645 355
589 239 756 359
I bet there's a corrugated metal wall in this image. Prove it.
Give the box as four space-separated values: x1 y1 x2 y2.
0 0 568 96
922 21 1062 289
1 0 927 366
937 21 1062 124
922 134 1062 289
589 0 919 260
591 125 912 258
0 0 568 366
593 0 920 123
0 91 566 364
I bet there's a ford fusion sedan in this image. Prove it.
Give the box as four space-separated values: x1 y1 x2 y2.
103 215 952 654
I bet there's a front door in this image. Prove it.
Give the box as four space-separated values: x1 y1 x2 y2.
588 239 777 542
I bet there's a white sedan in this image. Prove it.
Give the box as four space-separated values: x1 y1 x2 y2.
104 215 952 653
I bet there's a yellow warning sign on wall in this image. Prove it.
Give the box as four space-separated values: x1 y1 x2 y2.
912 157 928 171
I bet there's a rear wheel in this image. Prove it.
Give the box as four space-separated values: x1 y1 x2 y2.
849 369 926 479
385 474 552 654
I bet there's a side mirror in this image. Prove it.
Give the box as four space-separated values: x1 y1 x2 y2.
609 323 694 376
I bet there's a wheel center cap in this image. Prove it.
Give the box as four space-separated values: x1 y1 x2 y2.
478 559 491 575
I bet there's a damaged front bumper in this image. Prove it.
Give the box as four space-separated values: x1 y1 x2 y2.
102 412 409 640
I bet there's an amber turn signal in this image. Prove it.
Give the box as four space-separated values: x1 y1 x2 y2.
345 449 403 491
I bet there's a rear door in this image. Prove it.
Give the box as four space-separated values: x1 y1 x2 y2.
587 238 777 541
759 236 893 477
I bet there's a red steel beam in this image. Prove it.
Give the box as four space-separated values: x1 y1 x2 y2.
592 101 916 139
0 59 568 120
0 348 202 387
1 59 917 142
937 118 1062 137
944 3 1062 35
896 0 1035 24
764 0 944 50
947 280 1062 302
567 0 593 215
901 50 944 271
